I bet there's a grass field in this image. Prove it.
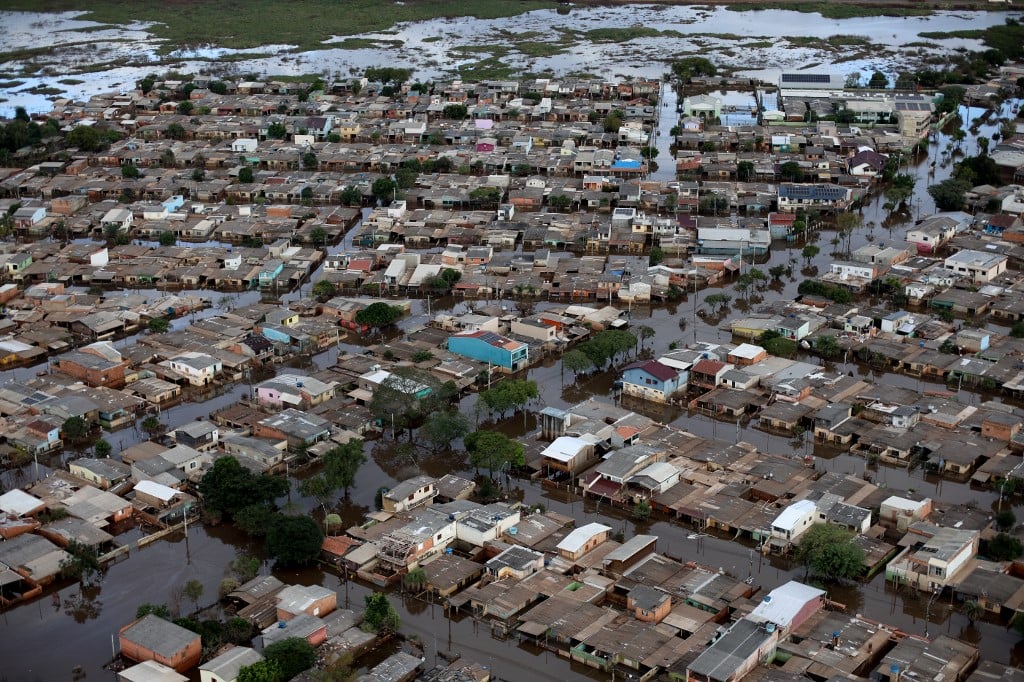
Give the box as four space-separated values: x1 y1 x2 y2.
3 0 557 53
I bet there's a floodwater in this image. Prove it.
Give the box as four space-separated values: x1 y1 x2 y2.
2 14 1024 678
1 5 1022 114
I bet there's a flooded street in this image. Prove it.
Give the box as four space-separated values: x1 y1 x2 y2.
4 92 1024 676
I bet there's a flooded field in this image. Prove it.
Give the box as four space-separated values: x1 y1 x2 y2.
1 5 1021 115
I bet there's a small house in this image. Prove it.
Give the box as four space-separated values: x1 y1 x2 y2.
119 615 202 673
199 646 263 682
447 330 528 372
382 476 437 513
556 522 611 561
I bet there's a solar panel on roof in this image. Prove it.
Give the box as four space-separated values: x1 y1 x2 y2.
477 331 503 345
782 73 831 83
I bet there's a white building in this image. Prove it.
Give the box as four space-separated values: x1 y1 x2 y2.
943 249 1008 283
771 499 817 544
164 352 222 386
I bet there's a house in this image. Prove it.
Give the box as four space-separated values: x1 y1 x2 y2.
163 352 222 386
686 617 779 682
556 522 611 561
0 532 70 587
173 421 219 451
621 360 685 403
886 524 979 590
101 207 133 233
275 584 337 620
260 612 327 648
747 580 825 636
540 435 596 475
199 646 263 682
68 458 131 490
627 584 672 623
119 615 202 673
777 184 853 213
118 661 188 682
486 545 545 580
253 408 331 450
770 499 817 548
56 342 130 388
906 216 959 254
382 475 437 513
944 249 1008 283
220 436 286 472
447 330 528 372
255 373 338 407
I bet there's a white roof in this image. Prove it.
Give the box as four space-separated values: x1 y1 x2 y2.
749 580 825 628
134 480 180 503
118 660 188 682
730 343 765 359
881 496 929 511
541 436 589 463
556 522 612 554
199 646 263 679
771 499 817 531
0 489 44 517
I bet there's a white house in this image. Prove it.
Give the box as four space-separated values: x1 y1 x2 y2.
943 249 1008 283
771 499 817 545
101 207 133 233
230 139 259 154
164 352 222 386
556 522 612 561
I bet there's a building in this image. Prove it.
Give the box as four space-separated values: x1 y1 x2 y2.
199 646 263 682
447 330 528 372
886 524 979 591
173 421 219 451
119 661 188 682
382 475 437 513
163 352 222 386
275 584 337 620
943 249 1008 283
555 522 611 561
119 615 202 673
540 435 596 475
253 408 331 450
770 499 817 548
747 581 825 636
687 617 779 682
254 373 338 407
777 184 853 213
621 360 685 403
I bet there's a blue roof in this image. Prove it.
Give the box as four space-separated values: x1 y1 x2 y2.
611 160 641 169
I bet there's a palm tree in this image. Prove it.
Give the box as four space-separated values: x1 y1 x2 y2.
962 599 981 626
403 567 427 594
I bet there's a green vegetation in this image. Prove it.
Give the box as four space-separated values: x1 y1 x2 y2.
982 533 1023 561
918 29 985 40
759 331 798 358
798 279 852 304
584 27 682 42
262 637 317 680
266 515 323 566
465 430 525 477
355 301 404 328
8 0 557 53
796 524 866 581
199 456 289 521
479 379 538 419
362 592 400 634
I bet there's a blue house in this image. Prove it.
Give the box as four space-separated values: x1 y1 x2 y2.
259 259 284 287
621 360 684 403
447 330 528 372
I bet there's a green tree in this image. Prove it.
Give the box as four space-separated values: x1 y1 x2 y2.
177 100 193 115
340 185 362 206
421 410 471 453
60 540 101 586
779 161 804 182
704 292 732 314
239 660 283 682
199 456 288 520
962 599 981 626
121 163 140 179
61 416 90 442
94 439 112 458
928 178 971 211
322 439 366 498
182 579 204 615
208 81 228 95
301 151 317 171
796 524 866 581
165 123 186 140
266 515 324 566
737 160 755 182
814 335 841 359
136 603 170 619
603 111 623 133
563 349 595 378
479 379 538 418
634 499 651 519
996 509 1016 531
312 279 336 301
649 246 665 266
66 125 105 152
769 264 788 281
235 504 276 537
983 533 1023 561
228 554 261 583
802 244 820 265
192 168 205 182
298 475 336 528
267 122 287 139
355 301 404 328
362 592 400 634
465 430 524 477
238 166 254 183
140 413 163 436
868 70 888 88
885 173 916 210
548 193 572 212
403 567 427 592
263 637 316 680
158 230 177 247
671 57 717 80
371 177 398 204
469 186 502 207
442 103 468 119
395 167 417 190
148 318 170 334
1011 322 1024 339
